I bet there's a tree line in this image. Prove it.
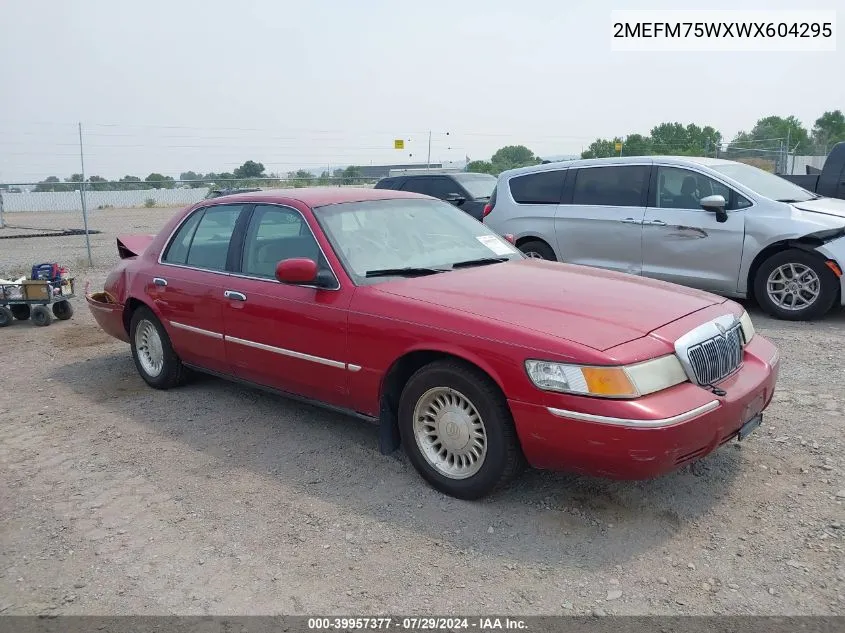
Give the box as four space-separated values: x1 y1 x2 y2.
31 160 366 192
27 109 845 191
579 110 844 164
466 110 844 175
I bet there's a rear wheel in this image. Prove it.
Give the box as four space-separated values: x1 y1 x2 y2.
518 240 556 261
397 359 525 500
0 307 13 327
10 304 30 320
754 249 838 321
129 306 188 389
52 300 73 320
31 306 51 326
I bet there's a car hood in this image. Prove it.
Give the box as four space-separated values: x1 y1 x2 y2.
373 260 726 351
792 197 845 220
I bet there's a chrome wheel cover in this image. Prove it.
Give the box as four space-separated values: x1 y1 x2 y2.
135 319 165 377
523 250 544 259
412 387 487 480
767 263 820 311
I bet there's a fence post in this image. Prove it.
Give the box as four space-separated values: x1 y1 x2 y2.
0 188 5 229
78 122 93 267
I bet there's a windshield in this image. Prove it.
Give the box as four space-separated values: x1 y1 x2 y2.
314 198 523 284
453 173 497 199
708 162 818 202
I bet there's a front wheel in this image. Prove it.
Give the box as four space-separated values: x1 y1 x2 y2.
0 306 13 327
31 306 51 326
518 240 556 261
397 360 525 500
52 300 74 320
754 249 839 321
129 306 188 389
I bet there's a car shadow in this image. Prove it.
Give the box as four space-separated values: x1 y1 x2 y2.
50 352 744 570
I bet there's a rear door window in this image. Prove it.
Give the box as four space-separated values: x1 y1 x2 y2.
400 177 436 196
571 166 650 207
426 177 464 200
182 204 244 271
509 170 567 204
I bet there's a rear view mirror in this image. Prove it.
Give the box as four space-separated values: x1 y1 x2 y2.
700 194 728 223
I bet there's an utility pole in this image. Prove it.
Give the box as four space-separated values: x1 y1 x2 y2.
785 127 792 174
78 122 93 267
426 130 432 170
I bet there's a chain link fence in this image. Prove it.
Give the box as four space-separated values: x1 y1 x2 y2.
0 177 378 275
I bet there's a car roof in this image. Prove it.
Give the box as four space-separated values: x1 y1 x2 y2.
498 155 739 178
206 186 429 207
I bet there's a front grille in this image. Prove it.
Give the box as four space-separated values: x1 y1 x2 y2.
686 323 743 385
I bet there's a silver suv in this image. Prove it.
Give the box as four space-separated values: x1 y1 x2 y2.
482 156 845 321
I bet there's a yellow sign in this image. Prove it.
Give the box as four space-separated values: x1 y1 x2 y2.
615 142 622 152
394 139 405 150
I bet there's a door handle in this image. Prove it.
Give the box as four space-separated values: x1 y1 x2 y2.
619 217 641 224
153 277 167 287
645 219 667 226
224 290 247 302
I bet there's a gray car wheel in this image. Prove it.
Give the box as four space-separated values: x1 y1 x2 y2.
518 240 556 261
754 249 838 321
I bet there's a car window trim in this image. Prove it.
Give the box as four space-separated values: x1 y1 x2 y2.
158 202 342 292
507 168 569 205
649 163 756 213
567 163 653 208
160 202 248 272
232 202 342 291
161 205 205 264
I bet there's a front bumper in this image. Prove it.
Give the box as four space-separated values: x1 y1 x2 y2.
816 234 845 306
509 335 780 479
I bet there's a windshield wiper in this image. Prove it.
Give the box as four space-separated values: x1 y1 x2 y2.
450 256 510 269
365 266 447 278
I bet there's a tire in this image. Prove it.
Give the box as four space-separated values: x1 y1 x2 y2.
397 359 525 500
0 306 13 327
518 239 556 261
753 249 839 321
31 305 51 327
129 306 188 389
10 304 30 320
52 300 74 320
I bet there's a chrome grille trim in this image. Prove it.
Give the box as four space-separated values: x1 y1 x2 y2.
674 314 745 386
686 323 743 385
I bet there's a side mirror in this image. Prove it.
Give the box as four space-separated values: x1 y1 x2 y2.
700 194 728 223
275 258 317 284
275 258 337 288
445 194 466 206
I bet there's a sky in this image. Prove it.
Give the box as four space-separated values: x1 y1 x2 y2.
0 0 842 183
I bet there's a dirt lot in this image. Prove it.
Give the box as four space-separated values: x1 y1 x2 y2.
1 208 843 616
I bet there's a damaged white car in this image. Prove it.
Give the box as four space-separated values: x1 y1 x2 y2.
484 156 845 320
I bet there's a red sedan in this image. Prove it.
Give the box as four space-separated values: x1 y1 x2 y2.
87 188 780 499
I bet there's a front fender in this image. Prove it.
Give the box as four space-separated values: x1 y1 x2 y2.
815 235 845 305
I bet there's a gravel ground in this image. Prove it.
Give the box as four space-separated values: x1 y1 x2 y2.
0 208 843 616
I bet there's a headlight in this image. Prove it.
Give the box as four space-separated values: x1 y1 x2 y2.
525 355 688 399
739 310 755 345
